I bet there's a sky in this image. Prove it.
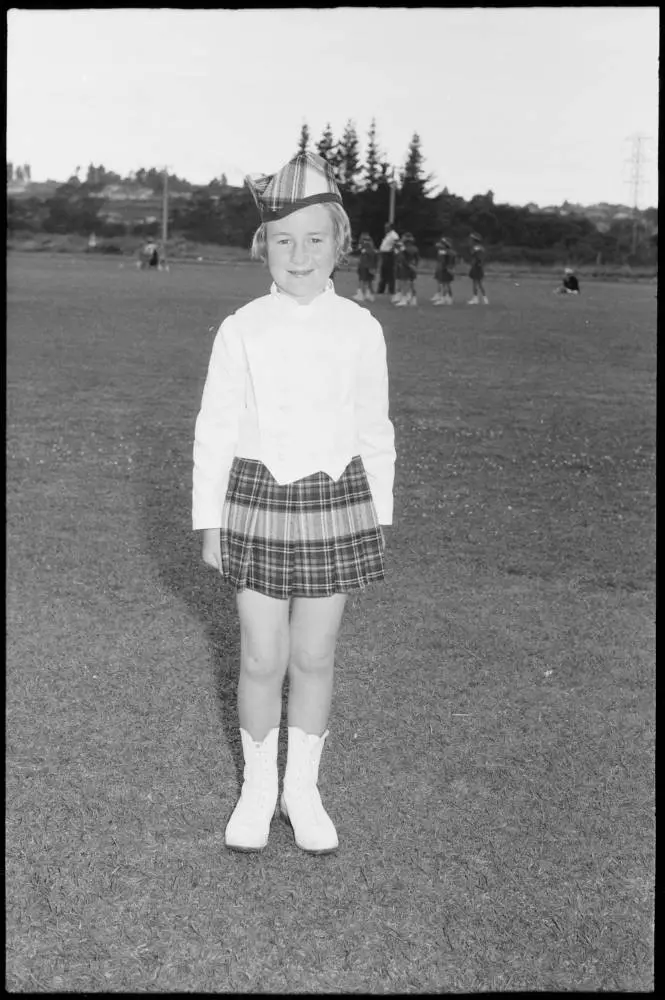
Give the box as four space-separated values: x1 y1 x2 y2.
6 7 660 208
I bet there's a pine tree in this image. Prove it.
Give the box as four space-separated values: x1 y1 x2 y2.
400 132 435 193
397 133 439 252
337 119 361 191
297 122 310 154
379 160 393 185
316 123 337 165
363 118 381 191
315 123 345 183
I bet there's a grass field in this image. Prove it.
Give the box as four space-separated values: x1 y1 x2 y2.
6 253 655 992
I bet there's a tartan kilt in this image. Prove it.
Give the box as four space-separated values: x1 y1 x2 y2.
220 456 386 600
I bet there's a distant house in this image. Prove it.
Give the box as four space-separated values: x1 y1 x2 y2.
7 179 61 200
100 210 125 226
97 202 163 226
95 184 161 227
100 184 155 201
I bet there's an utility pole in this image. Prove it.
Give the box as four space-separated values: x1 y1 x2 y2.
161 166 169 270
389 167 397 226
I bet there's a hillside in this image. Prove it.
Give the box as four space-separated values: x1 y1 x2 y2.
6 179 656 234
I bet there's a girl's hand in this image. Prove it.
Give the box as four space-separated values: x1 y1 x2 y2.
201 528 222 572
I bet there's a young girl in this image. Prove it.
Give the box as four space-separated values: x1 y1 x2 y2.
193 151 396 855
394 236 418 306
397 232 419 306
353 232 378 303
391 236 406 304
432 237 455 305
468 232 489 305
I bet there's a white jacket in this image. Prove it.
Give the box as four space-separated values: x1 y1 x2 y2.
192 281 396 530
379 229 400 253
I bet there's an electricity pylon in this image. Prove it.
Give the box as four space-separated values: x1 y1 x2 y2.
625 134 652 256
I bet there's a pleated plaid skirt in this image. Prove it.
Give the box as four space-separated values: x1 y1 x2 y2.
220 456 386 600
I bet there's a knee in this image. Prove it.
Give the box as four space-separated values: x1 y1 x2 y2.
241 648 287 686
289 642 334 677
240 631 289 685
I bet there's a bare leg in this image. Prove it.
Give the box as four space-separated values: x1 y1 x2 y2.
236 589 290 741
287 594 347 736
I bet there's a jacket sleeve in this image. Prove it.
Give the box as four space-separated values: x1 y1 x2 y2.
192 316 247 530
355 316 396 525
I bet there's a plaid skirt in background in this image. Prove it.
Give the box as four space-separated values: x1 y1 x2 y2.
220 456 386 600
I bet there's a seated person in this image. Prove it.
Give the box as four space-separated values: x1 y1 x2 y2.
556 267 580 294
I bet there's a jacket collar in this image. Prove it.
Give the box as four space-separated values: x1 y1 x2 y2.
269 279 335 313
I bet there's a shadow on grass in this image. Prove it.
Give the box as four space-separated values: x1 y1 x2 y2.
134 413 247 785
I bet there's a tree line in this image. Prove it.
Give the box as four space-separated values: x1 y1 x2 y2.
6 121 657 265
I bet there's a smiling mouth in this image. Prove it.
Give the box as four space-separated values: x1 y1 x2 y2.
289 270 313 277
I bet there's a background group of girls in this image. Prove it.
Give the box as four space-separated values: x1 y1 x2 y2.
353 231 488 306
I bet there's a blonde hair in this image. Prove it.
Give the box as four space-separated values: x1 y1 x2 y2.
250 201 352 265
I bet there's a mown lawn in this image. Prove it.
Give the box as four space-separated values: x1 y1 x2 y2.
6 253 655 992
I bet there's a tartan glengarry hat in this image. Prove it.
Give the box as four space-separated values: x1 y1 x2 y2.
245 151 343 223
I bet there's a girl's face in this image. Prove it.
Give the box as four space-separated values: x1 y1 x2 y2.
265 204 337 304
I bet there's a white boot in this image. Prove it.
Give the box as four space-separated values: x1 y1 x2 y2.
225 727 279 852
352 289 365 302
365 290 375 302
281 727 338 854
467 295 479 305
482 295 489 305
